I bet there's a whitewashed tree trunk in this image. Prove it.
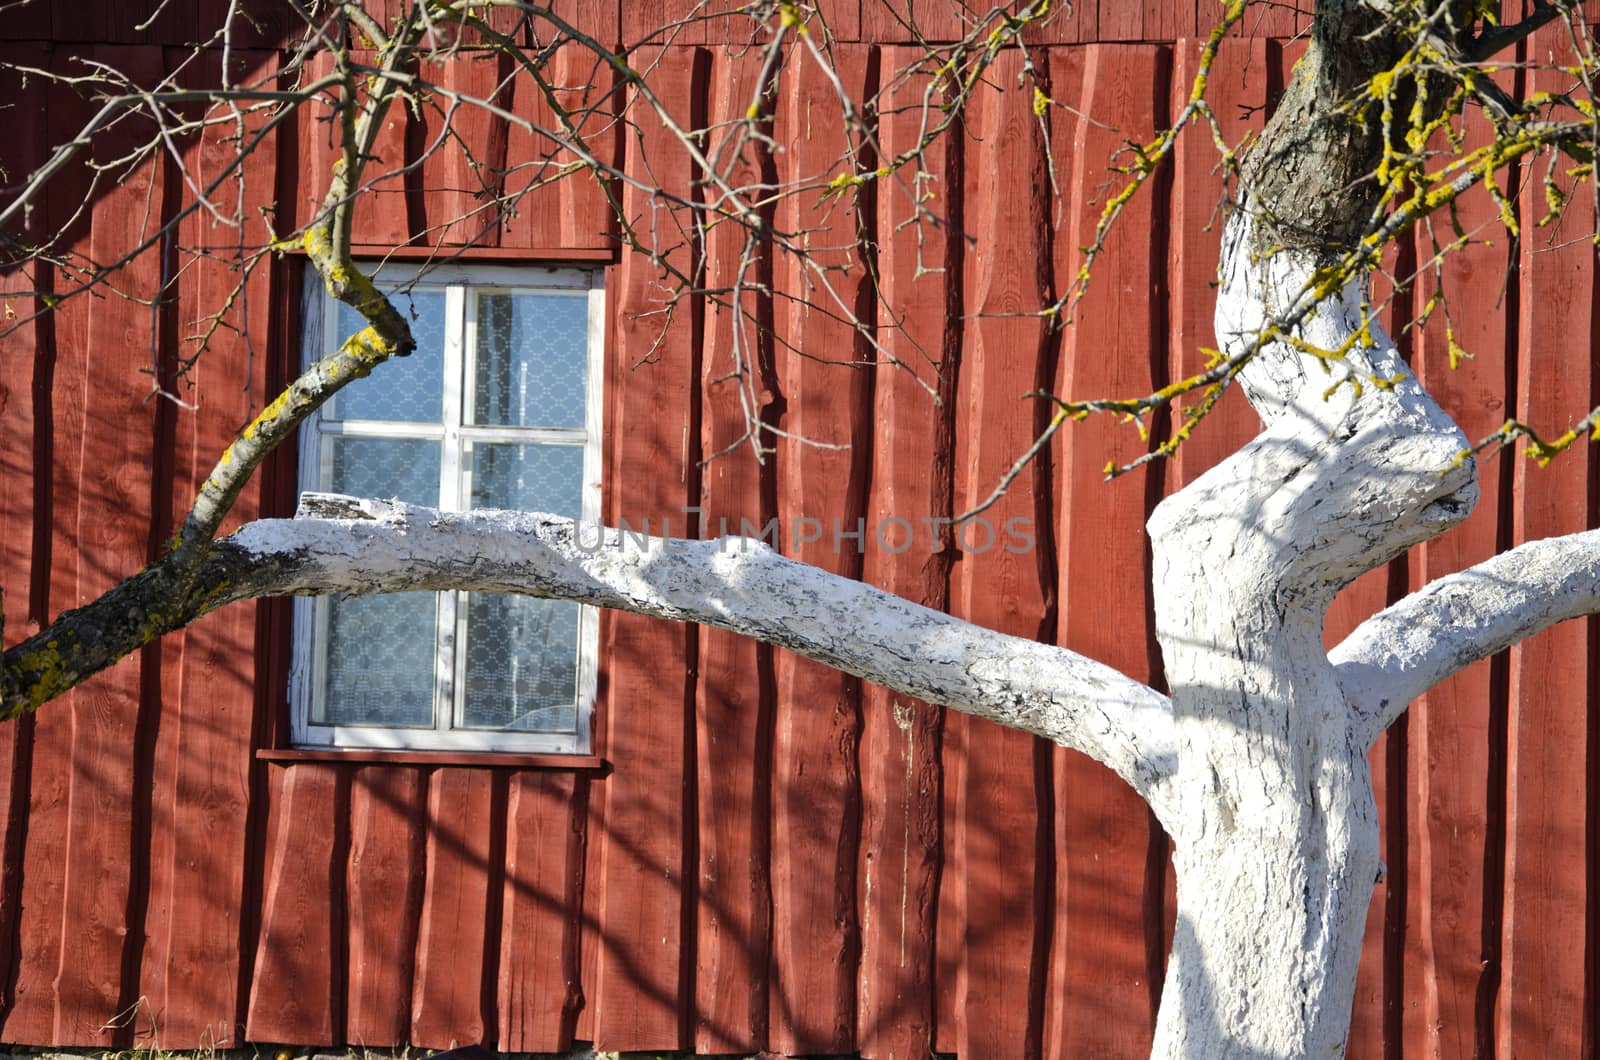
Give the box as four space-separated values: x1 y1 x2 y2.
1144 208 1477 1057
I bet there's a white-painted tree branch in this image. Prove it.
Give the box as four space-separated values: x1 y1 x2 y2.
1334 527 1600 748
234 493 1182 819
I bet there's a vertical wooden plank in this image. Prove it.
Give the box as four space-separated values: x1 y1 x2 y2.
1097 1 1143 41
573 757 603 1045
345 767 425 1046
1326 568 1397 1060
498 44 619 251
591 43 702 1053
244 764 341 1045
0 41 49 1038
1045 43 1161 1060
548 0 621 45
1144 0 1197 41
856 44 951 1060
138 48 278 1049
1401 98 1513 1060
1243 0 1310 39
1497 47 1594 1060
692 43 776 1055
806 0 861 41
860 0 1015 42
767 42 871 1058
31 44 165 1047
297 49 410 247
949 47 1052 1060
411 768 495 1049
415 51 505 248
622 0 727 46
499 771 587 1052
1168 35 1266 479
1 46 96 1044
856 0 913 42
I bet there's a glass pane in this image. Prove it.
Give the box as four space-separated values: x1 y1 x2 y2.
317 436 442 729
462 441 586 732
473 291 589 428
327 290 445 423
329 436 441 505
467 441 584 517
460 593 579 733
317 593 437 727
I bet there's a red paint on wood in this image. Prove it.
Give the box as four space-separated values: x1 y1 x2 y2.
1145 0 1197 41
27 47 168 1045
296 49 410 247
855 44 952 1060
498 43 619 252
1168 35 1265 483
1400 99 1512 1060
0 43 49 1035
1245 0 1311 39
1045 44 1161 1060
1327 568 1396 1060
692 45 777 1055
574 753 604 1044
415 52 506 248
949 48 1052 1060
498 771 587 1051
622 0 731 46
1097 0 1145 42
411 768 496 1048
3 52 99 1042
855 0 914 43
590 44 702 1053
345 767 425 1046
766 43 872 1058
138 49 278 1048
1497 53 1595 1060
808 0 862 41
245 764 341 1044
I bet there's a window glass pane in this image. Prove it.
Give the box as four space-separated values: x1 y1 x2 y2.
462 442 586 732
317 436 443 728
329 436 441 505
328 290 445 423
473 291 588 428
467 441 583 516
318 593 438 727
460 594 579 733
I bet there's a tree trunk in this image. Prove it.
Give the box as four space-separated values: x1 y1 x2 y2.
1138 9 1494 1049
1144 206 1476 1052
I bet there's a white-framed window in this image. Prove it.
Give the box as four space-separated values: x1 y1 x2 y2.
290 262 604 754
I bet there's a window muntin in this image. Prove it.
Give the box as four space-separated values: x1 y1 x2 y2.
291 264 603 753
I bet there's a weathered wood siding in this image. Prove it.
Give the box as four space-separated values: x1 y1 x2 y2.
1 3 1596 1056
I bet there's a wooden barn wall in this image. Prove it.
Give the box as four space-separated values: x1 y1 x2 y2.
1 3 1598 1057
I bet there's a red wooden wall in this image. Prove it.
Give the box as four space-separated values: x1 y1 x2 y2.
1 3 1597 1057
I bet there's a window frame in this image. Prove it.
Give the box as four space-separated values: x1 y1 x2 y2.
289 261 605 754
